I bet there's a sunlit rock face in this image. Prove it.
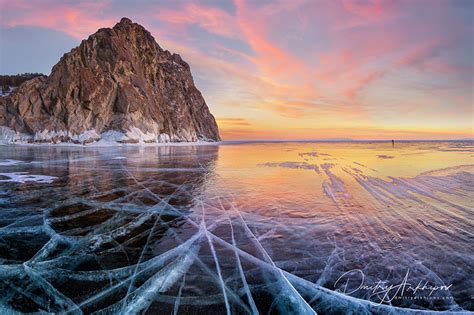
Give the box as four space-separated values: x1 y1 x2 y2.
0 17 220 144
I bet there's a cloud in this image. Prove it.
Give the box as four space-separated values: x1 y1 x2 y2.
341 0 387 19
217 118 251 126
234 0 310 79
0 0 115 39
156 3 239 38
395 39 444 68
343 69 386 99
0 0 471 140
220 125 472 141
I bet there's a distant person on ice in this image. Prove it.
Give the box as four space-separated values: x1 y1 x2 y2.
392 140 395 147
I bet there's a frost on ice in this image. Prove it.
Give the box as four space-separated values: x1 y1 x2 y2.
0 172 57 183
0 159 23 166
0 143 472 314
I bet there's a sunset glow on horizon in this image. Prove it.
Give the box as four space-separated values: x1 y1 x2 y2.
1 0 472 140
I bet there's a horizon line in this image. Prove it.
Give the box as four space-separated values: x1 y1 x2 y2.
219 139 474 143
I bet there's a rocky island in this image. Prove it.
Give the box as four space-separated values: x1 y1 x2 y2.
0 17 220 144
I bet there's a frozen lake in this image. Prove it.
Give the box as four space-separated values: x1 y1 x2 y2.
0 142 472 314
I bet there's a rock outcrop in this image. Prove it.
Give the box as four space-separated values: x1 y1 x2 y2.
0 17 220 144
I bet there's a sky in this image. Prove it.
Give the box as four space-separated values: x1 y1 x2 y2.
0 0 473 140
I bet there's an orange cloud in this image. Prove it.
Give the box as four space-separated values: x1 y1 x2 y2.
217 118 252 126
220 125 472 141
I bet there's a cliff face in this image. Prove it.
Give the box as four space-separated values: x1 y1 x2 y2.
0 18 220 144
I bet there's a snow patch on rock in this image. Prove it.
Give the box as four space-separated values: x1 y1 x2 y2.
0 125 217 146
70 130 101 143
125 127 156 143
158 133 170 143
34 130 67 142
0 127 32 144
101 130 128 142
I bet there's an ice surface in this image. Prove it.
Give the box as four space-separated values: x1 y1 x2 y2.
0 172 57 183
260 161 321 174
0 159 23 166
0 142 472 314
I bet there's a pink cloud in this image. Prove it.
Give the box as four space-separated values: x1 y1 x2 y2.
234 0 311 79
1 0 114 39
156 3 239 38
343 70 386 99
396 39 443 67
341 0 387 18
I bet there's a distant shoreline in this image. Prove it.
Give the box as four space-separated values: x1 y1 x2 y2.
1 139 472 148
221 139 474 144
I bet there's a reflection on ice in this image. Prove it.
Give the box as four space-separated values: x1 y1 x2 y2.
0 142 472 314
